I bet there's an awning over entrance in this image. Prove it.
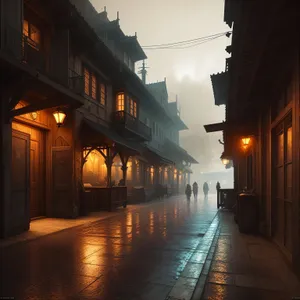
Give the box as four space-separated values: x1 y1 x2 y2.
81 118 141 155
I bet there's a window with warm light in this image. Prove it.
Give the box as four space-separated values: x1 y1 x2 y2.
91 74 97 100
23 20 41 50
116 93 125 111
100 83 106 106
129 98 137 117
84 68 90 95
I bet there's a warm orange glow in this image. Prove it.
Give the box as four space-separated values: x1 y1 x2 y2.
150 166 154 185
127 158 132 181
242 137 251 146
149 211 154 235
129 98 137 117
164 167 168 183
112 154 122 185
84 68 90 95
52 110 66 127
83 150 107 187
23 20 41 50
116 93 125 111
100 83 106 105
174 169 177 181
91 74 97 99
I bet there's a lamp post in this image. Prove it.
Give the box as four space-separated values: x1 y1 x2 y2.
53 109 66 127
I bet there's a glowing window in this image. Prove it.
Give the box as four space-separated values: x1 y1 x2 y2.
100 83 106 105
23 20 41 50
91 74 97 99
84 68 90 95
116 93 125 111
23 20 29 36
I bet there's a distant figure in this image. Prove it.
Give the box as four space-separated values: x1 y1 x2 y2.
192 182 198 199
216 181 221 191
203 182 209 197
185 184 192 201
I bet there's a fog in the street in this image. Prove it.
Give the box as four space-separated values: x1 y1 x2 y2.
91 0 231 181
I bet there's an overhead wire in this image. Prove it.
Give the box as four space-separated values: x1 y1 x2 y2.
142 31 231 50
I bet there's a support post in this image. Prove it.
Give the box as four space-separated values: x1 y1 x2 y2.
119 153 129 185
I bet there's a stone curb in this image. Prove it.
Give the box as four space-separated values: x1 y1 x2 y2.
166 210 220 300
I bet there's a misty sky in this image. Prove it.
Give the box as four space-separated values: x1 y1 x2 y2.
91 0 231 174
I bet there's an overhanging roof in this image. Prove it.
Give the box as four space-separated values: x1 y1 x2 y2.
165 139 198 164
144 145 174 165
122 36 147 62
81 118 140 155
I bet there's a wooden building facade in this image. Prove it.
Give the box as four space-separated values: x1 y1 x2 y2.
0 0 197 238
205 0 300 274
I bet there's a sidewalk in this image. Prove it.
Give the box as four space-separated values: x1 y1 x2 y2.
0 204 143 249
198 210 300 300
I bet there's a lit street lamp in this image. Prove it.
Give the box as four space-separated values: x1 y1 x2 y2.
53 109 67 127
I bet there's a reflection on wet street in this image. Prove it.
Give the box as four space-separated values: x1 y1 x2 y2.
0 195 217 300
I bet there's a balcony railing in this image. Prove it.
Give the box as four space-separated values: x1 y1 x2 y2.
2 24 46 71
68 69 84 95
112 110 152 141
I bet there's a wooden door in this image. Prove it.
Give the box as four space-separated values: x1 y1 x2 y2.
52 147 73 217
273 114 293 253
30 139 43 218
12 123 45 219
11 130 30 233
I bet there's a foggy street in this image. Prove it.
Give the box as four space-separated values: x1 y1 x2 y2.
0 195 218 300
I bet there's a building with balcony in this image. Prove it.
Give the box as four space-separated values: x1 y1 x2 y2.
0 0 198 239
204 0 300 274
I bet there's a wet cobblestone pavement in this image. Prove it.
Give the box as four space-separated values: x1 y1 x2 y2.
0 195 218 300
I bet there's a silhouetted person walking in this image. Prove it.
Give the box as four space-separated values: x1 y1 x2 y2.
203 182 209 198
216 181 221 191
192 182 198 200
185 184 192 201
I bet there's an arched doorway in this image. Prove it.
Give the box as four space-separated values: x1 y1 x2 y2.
82 149 107 187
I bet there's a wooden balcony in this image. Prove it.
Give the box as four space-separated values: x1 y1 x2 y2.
112 110 152 141
1 24 69 87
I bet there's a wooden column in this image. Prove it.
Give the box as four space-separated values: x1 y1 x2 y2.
119 153 129 185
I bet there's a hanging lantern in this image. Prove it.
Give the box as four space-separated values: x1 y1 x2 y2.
241 136 251 150
220 152 231 166
53 109 66 127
